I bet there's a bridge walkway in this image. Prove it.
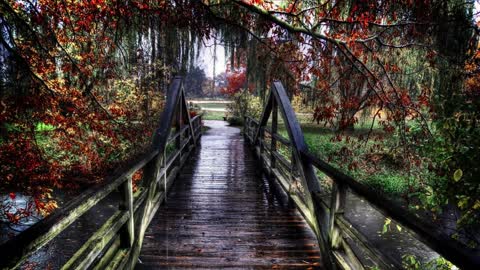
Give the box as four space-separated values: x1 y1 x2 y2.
136 120 322 269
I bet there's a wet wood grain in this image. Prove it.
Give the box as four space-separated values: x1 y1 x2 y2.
136 121 322 269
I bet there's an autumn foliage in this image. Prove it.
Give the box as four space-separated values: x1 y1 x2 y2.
0 0 479 246
221 70 248 96
0 0 178 221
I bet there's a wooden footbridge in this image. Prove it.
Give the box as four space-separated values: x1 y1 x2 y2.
0 78 478 270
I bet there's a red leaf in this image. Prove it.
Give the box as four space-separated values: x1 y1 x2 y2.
9 192 16 200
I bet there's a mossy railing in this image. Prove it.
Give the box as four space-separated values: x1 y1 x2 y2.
0 76 202 270
244 81 479 270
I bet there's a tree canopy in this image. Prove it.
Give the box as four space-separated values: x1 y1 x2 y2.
1 0 479 250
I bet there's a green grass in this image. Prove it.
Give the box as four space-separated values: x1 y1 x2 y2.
363 173 415 195
271 120 433 197
201 111 225 120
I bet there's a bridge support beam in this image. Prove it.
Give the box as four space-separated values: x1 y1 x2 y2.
249 81 338 270
120 175 135 248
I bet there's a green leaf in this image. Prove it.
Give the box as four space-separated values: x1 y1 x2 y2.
385 218 391 225
453 169 463 182
382 224 388 234
382 218 391 234
396 225 402 232
473 200 480 210
458 196 469 209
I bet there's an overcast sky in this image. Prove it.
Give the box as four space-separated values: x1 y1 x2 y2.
197 36 226 78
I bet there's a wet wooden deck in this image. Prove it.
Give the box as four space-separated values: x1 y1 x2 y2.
136 120 322 269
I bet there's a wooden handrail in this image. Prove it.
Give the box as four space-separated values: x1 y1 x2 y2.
301 150 480 270
0 76 202 270
244 80 479 270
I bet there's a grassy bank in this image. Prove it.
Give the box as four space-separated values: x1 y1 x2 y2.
271 117 437 200
201 111 225 120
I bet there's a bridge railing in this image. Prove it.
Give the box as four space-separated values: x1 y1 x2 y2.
0 76 201 270
244 81 479 270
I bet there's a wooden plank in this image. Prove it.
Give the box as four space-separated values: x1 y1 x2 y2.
254 92 273 143
271 98 278 169
0 149 158 269
272 151 292 171
335 215 395 270
137 121 321 269
268 81 333 269
245 80 480 270
125 76 201 269
0 77 202 270
152 76 183 149
270 81 320 194
0 77 201 268
264 127 290 146
329 183 346 249
303 151 480 270
121 176 135 248
180 89 196 147
92 236 121 270
175 92 182 166
64 184 150 270
61 211 129 270
167 125 189 145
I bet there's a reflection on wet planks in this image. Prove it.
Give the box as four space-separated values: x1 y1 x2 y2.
136 120 322 269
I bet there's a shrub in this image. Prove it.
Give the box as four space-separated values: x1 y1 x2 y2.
292 93 313 114
226 89 262 125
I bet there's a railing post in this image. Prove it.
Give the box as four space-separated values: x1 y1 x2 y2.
244 117 248 141
249 119 252 142
271 99 277 169
163 149 167 195
120 175 135 248
176 98 182 166
250 121 254 142
194 117 199 140
329 182 347 249
290 149 296 191
248 118 252 142
259 125 264 156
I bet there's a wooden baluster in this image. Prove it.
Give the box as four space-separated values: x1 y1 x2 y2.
190 116 194 141
194 119 197 140
195 117 198 138
271 99 277 169
252 122 255 142
289 149 296 194
197 117 200 139
249 120 252 142
190 118 194 144
259 126 264 156
244 118 249 141
120 175 135 248
249 119 252 141
163 148 167 202
249 119 256 143
176 100 182 166
244 117 247 140
329 182 347 249
198 117 201 138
